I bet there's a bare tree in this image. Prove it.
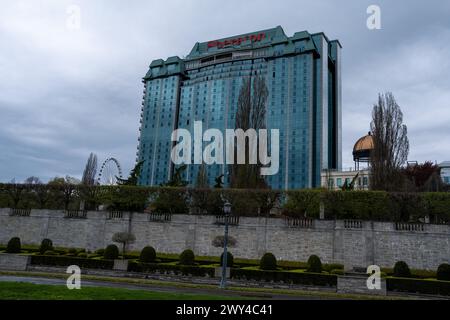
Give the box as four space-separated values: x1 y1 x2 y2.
231 75 269 189
112 232 136 259
81 153 98 185
370 92 409 191
24 176 42 185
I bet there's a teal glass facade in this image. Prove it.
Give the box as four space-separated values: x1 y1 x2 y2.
136 26 342 189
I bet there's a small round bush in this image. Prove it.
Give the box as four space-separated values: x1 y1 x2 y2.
140 246 156 263
393 261 411 277
260 252 277 270
43 250 57 256
104 244 119 260
68 248 77 254
6 237 21 253
437 263 450 281
220 251 234 268
95 248 105 255
179 249 195 265
39 239 53 254
307 255 322 273
77 252 87 258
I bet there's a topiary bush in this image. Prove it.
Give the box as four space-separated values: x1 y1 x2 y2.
437 263 450 281
393 261 411 277
140 246 156 263
39 239 53 254
260 252 277 270
307 255 322 273
220 251 234 268
77 252 87 258
6 237 21 253
104 244 119 260
43 250 57 256
179 249 195 265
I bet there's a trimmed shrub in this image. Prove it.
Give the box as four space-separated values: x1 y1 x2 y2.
231 268 337 287
128 261 215 277
77 252 87 258
68 248 77 254
330 269 344 275
179 249 195 265
393 261 411 278
39 239 53 254
140 246 157 263
322 263 344 273
30 255 114 270
95 248 105 255
387 277 450 296
104 244 119 260
437 263 450 281
220 251 234 268
43 250 57 256
307 255 322 273
6 237 21 253
260 252 277 270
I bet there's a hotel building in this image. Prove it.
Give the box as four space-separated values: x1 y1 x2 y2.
136 26 342 189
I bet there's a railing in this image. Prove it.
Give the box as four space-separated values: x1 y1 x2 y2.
108 211 123 219
395 222 425 232
285 217 314 228
215 215 239 226
344 220 363 229
9 208 31 217
148 212 172 222
64 210 87 219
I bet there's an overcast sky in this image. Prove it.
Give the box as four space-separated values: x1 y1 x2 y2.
1 0 449 183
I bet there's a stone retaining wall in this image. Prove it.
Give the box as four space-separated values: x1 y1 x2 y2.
1 208 449 270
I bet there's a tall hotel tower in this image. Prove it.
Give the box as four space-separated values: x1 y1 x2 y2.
136 26 342 190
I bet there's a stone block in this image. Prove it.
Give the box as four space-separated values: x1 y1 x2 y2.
0 253 30 271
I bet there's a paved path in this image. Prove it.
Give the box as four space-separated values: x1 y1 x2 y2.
0 275 334 300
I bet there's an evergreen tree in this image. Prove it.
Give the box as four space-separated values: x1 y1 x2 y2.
117 161 144 186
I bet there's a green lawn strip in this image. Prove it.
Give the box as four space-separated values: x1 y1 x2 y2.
0 281 238 300
0 270 413 300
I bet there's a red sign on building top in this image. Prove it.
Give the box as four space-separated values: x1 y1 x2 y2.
207 33 266 49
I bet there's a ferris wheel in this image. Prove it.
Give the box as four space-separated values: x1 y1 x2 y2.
97 157 123 185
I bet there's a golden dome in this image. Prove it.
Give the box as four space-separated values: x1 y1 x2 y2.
353 132 374 153
353 132 374 161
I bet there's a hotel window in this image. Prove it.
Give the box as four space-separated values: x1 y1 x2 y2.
337 178 342 187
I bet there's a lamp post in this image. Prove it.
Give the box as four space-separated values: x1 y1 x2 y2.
220 201 231 289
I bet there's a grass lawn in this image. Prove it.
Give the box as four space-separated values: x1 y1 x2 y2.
0 281 241 300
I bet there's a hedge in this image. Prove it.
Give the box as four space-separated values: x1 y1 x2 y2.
128 262 215 277
128 262 337 286
1 183 450 222
30 255 114 270
387 277 450 296
230 268 337 287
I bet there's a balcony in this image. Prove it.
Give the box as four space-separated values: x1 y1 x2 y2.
285 217 314 228
9 208 31 217
215 215 239 226
65 210 87 219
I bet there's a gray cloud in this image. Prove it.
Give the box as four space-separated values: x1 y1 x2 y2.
0 0 449 182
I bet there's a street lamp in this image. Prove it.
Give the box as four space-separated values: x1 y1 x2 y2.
220 201 232 289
